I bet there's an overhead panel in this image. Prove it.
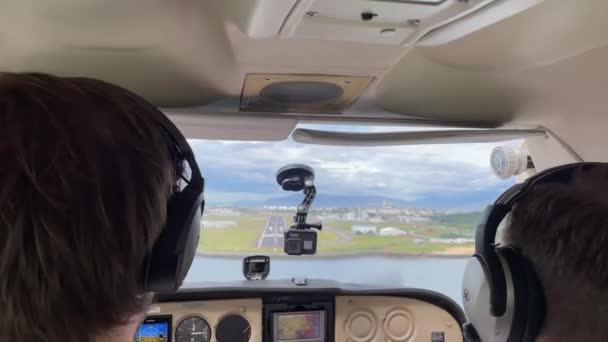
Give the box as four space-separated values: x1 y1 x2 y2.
276 0 496 45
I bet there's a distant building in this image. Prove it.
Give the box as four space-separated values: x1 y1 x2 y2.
206 208 241 216
352 225 377 235
379 227 407 236
429 238 474 244
369 217 384 223
203 220 237 229
397 216 430 223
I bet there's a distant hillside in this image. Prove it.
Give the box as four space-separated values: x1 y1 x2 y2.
234 189 502 211
430 211 483 230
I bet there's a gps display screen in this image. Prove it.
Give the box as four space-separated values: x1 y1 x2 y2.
134 316 171 342
274 311 325 342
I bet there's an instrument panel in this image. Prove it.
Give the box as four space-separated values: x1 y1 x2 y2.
138 298 262 342
137 293 462 342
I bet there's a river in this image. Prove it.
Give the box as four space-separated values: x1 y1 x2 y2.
184 256 467 305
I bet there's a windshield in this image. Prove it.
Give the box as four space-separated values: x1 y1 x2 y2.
184 125 519 304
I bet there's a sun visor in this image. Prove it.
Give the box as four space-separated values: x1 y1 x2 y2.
292 128 546 146
240 74 374 114
165 112 297 141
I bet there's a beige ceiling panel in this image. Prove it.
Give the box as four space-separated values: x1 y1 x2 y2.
377 0 608 126
376 50 532 123
419 0 608 70
227 26 403 77
0 0 241 107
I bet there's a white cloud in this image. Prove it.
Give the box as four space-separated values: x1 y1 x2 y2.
187 125 521 204
205 191 270 204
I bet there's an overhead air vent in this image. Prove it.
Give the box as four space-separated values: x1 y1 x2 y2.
240 74 374 114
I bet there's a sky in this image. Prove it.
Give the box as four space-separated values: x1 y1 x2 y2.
187 124 520 209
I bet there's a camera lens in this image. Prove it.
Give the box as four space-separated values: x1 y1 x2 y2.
285 238 303 255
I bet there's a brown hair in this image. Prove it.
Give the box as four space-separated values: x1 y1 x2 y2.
506 166 608 341
0 73 175 341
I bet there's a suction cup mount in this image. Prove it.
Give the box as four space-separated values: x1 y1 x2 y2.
276 164 315 191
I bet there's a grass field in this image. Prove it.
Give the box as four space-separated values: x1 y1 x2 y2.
198 212 475 256
317 235 445 254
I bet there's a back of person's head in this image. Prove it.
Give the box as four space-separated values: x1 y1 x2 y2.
0 73 177 341
506 166 608 342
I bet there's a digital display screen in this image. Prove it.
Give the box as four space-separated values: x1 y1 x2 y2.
134 317 171 342
274 311 325 342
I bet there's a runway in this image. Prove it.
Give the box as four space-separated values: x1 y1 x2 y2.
256 215 286 248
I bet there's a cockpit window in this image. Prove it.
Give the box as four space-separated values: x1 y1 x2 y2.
184 124 520 304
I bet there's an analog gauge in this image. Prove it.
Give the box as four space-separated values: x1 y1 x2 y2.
216 315 251 342
175 316 211 342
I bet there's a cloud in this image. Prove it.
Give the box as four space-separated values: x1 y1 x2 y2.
188 125 521 207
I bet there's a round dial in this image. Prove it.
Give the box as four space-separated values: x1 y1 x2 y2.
175 316 211 342
216 315 251 342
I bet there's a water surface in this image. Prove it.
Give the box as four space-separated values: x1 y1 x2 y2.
185 256 467 304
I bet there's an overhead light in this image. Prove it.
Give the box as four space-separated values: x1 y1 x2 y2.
240 74 374 114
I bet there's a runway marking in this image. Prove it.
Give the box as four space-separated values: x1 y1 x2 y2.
256 215 286 248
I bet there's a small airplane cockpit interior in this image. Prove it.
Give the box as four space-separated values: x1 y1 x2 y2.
1 1 607 342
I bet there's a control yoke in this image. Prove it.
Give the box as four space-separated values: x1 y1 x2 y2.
276 164 322 255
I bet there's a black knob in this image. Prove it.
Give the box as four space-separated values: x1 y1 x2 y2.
361 12 378 21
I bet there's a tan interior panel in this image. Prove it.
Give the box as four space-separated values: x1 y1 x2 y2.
419 0 608 70
376 0 608 128
335 296 462 342
147 299 263 342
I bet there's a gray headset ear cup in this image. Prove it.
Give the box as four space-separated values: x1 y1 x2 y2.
462 257 489 335
497 248 545 342
462 256 514 342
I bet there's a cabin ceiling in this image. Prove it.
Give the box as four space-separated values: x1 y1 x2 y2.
1 0 607 130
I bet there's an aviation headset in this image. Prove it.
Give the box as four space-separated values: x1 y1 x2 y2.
462 162 602 342
113 86 205 293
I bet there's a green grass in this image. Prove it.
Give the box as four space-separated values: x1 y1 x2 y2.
198 215 266 253
198 214 473 255
317 235 445 254
430 211 481 231
199 226 260 253
318 230 339 243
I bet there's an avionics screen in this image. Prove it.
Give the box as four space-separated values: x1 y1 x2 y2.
273 311 325 342
134 316 171 342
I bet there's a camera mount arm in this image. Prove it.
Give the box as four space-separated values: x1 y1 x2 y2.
293 185 322 230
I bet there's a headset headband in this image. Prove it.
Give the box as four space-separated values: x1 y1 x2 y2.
122 90 203 188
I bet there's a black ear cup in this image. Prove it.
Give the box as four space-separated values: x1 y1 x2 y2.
144 179 204 292
497 248 545 342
